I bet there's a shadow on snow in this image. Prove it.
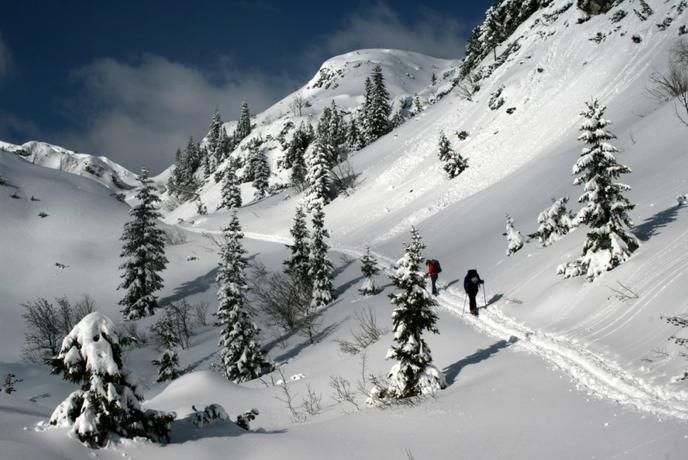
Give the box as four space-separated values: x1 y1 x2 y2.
442 336 518 386
633 204 684 242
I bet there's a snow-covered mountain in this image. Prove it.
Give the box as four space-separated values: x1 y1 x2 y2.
2 1 688 459
0 140 138 190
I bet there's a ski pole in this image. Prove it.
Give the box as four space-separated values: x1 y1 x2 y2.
482 283 487 308
462 295 467 315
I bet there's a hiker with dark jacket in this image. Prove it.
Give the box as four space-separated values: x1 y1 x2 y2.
464 269 484 316
426 259 441 296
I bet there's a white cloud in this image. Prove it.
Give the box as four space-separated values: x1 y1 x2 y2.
306 2 467 66
59 55 296 173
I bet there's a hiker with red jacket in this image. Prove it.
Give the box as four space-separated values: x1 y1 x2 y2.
464 269 484 316
426 259 441 295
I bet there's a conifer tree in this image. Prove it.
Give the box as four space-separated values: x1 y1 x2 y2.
358 247 380 296
236 101 252 142
216 211 270 382
483 5 507 60
284 204 311 287
219 160 242 210
437 133 468 178
207 109 224 166
363 64 391 144
505 214 525 256
346 118 364 152
558 99 638 280
535 197 574 247
152 348 182 383
359 77 373 146
308 200 334 309
50 312 174 448
383 227 445 400
118 169 168 320
284 122 314 188
305 140 333 209
438 132 452 162
252 147 270 199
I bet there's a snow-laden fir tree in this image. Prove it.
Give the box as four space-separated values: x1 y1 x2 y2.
558 100 639 280
284 204 311 287
150 312 183 382
483 5 507 60
437 132 468 179
252 147 270 199
50 312 174 448
236 101 252 142
358 247 380 296
376 227 445 401
535 197 574 247
363 64 391 144
219 160 242 210
505 214 525 256
346 118 364 152
308 200 334 309
216 211 270 382
169 137 201 200
305 140 333 209
118 168 168 320
283 122 314 188
206 109 224 167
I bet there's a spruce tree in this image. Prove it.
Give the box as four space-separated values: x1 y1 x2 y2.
219 160 242 210
152 348 181 383
483 5 507 60
207 109 224 167
346 118 364 152
364 64 391 144
236 101 252 142
284 204 311 287
308 200 334 309
437 132 452 162
358 247 380 296
505 214 525 256
216 212 270 382
384 227 445 400
535 197 574 247
118 168 168 320
437 133 468 179
305 140 333 209
359 77 373 146
50 312 174 448
558 99 638 280
284 122 314 188
252 146 270 199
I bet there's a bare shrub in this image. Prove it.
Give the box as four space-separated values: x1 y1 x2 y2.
248 262 319 343
289 94 307 117
330 158 359 197
151 300 195 349
455 72 481 101
21 295 96 363
329 375 360 410
648 39 688 126
337 308 386 355
193 301 210 327
119 320 148 347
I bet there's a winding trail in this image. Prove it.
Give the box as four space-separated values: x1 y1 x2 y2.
188 226 688 421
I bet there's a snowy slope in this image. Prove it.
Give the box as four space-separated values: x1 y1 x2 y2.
2 1 688 459
0 140 138 190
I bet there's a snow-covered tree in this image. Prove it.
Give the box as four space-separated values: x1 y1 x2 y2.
219 160 242 210
308 200 334 309
284 204 311 286
206 109 224 167
483 5 507 60
346 118 364 152
152 348 181 383
382 227 445 400
535 197 575 247
236 101 252 142
168 137 201 200
252 147 270 199
358 247 380 296
505 214 525 256
363 65 391 144
216 212 270 382
50 312 174 448
283 122 314 188
305 140 333 209
118 169 168 320
437 133 468 179
558 100 639 280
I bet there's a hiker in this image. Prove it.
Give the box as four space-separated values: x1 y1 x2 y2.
464 269 484 316
426 259 441 295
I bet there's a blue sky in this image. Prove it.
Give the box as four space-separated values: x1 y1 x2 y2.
0 0 494 172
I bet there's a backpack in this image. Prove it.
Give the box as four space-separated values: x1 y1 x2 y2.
431 259 442 273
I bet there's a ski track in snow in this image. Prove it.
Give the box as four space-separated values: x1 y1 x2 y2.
212 229 688 421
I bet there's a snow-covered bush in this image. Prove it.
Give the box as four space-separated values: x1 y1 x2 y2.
534 197 575 247
677 194 687 206
336 308 386 355
648 39 688 126
437 133 468 179
373 227 445 401
3 373 22 394
358 247 380 296
49 312 174 448
151 348 182 383
190 403 229 428
235 408 259 430
504 214 525 256
558 99 638 281
663 315 688 382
